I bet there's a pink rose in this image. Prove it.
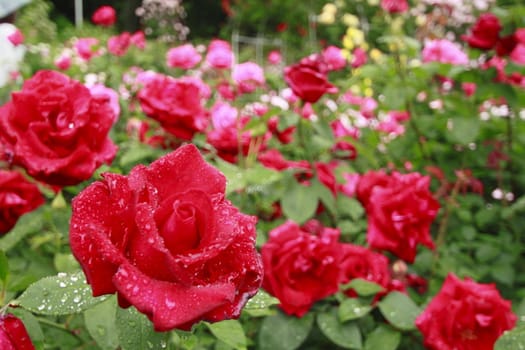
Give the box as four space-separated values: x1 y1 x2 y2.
166 43 202 69
74 38 100 61
322 46 347 71
69 144 263 331
381 0 409 13
267 50 282 65
416 273 516 350
422 39 469 65
86 83 121 121
91 5 116 27
232 62 265 93
206 39 234 69
108 32 131 56
130 31 146 50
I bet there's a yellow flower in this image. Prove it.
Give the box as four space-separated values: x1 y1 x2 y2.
346 27 365 46
342 13 360 27
367 0 379 5
370 49 383 62
343 36 355 50
350 85 361 94
322 3 338 14
318 12 336 24
364 87 374 97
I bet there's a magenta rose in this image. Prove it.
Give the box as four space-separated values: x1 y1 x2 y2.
284 60 338 104
0 70 117 187
0 313 35 350
462 13 502 50
69 144 263 331
356 171 440 263
91 5 116 27
0 170 44 235
416 273 516 350
205 39 234 69
138 74 209 141
380 0 409 13
261 220 342 317
107 32 131 56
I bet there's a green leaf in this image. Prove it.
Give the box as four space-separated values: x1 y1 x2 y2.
344 278 385 296
281 181 318 224
116 306 168 350
0 250 9 284
339 298 373 322
447 117 480 145
364 325 401 350
207 320 247 350
0 207 44 251
17 271 108 315
84 296 119 350
244 290 280 310
53 253 80 273
214 159 246 195
119 142 160 167
317 309 362 349
495 325 525 350
258 311 314 350
311 178 336 217
378 292 421 331
337 196 364 221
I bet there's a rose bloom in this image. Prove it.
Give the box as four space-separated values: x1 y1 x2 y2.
356 171 440 263
69 144 263 331
381 0 409 13
351 47 367 68
422 39 469 65
0 313 35 349
166 43 202 69
284 60 338 103
7 28 24 46
261 220 342 317
54 52 71 71
108 32 131 56
339 244 391 298
74 37 100 61
0 170 44 234
0 70 117 187
0 23 26 88
232 61 265 94
416 273 516 350
91 5 116 26
205 39 234 69
130 30 146 50
86 83 121 120
137 73 209 141
267 50 282 65
322 46 347 71
462 13 502 50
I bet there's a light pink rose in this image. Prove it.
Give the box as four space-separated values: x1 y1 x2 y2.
166 43 202 69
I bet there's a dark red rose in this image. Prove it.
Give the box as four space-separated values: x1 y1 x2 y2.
416 273 516 350
284 61 337 104
91 6 116 27
339 244 391 298
0 170 44 235
0 313 35 350
261 220 342 317
0 70 117 187
462 13 502 50
496 34 518 56
138 74 209 141
356 171 440 263
69 144 262 331
380 0 409 13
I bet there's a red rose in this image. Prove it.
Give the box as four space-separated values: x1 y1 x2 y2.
380 0 409 13
0 170 44 234
462 13 502 50
69 144 262 331
0 70 117 187
356 171 440 263
91 6 116 27
0 313 35 350
284 61 337 104
138 74 209 141
416 273 516 350
339 243 391 297
261 220 342 317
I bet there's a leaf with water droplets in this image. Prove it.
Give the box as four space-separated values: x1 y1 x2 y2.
378 292 420 331
317 309 362 349
364 325 401 350
495 325 525 350
244 290 280 310
17 271 108 315
206 320 247 350
116 306 168 350
343 278 385 297
84 295 119 350
258 311 314 350
339 298 373 322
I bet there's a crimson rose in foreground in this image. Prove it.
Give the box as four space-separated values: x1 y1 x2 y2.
0 313 35 350
69 144 263 331
0 170 44 235
0 70 117 187
284 59 337 104
416 273 516 350
357 171 440 263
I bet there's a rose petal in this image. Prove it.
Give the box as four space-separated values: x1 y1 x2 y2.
113 263 236 331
